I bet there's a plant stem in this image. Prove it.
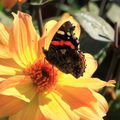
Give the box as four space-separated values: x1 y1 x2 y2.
36 6 43 36
114 22 119 48
99 0 107 17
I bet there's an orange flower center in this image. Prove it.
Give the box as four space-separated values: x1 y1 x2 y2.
25 61 57 93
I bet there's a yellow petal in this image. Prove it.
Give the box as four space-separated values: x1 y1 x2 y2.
0 65 21 75
0 95 26 118
43 20 57 35
0 75 36 102
39 92 80 120
9 11 39 68
83 53 98 77
9 96 44 120
0 23 9 45
57 73 115 90
17 12 39 61
44 13 80 50
1 88 30 103
91 90 108 113
74 107 104 120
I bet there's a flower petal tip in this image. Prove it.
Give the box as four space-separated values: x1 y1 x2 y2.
106 80 116 87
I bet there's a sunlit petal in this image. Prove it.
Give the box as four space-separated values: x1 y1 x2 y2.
9 96 44 120
56 86 97 109
57 73 115 90
91 90 108 113
39 92 80 120
16 12 39 61
9 12 39 67
74 107 104 120
56 86 106 119
0 75 36 102
83 53 98 77
0 65 21 75
43 20 57 35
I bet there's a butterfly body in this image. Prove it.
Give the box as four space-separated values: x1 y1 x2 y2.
44 21 85 78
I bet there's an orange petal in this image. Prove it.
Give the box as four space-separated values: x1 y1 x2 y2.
37 38 45 61
56 86 106 119
9 11 39 68
0 57 21 71
39 92 80 120
56 86 97 109
0 95 27 118
0 75 36 102
9 96 45 120
83 53 98 77
43 13 80 50
57 73 115 90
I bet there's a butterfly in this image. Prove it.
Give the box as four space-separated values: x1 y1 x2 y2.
44 21 85 78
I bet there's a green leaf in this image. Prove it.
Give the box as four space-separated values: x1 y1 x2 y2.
74 12 114 42
107 3 120 26
57 4 72 13
80 2 99 15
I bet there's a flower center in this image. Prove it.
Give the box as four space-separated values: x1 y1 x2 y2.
25 61 57 93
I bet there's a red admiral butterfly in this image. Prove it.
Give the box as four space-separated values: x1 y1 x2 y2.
44 21 85 78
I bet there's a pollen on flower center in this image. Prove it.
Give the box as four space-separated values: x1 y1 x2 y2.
25 61 57 93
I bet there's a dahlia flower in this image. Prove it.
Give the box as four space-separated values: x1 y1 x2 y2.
0 11 115 120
